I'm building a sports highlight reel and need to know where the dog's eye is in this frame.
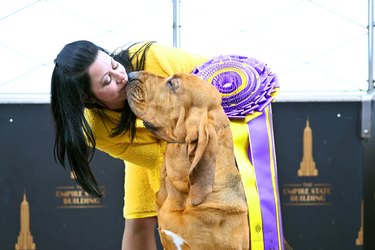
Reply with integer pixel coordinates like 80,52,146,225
166,79,179,93
143,121,157,131
166,80,174,89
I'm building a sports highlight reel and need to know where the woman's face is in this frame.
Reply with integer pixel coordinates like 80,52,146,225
88,50,128,110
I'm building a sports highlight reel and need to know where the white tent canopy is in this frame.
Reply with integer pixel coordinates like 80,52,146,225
0,0,368,102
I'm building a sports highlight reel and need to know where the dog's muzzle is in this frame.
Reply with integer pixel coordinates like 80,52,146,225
127,71,138,85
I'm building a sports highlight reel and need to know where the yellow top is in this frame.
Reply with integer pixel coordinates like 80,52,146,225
84,42,208,193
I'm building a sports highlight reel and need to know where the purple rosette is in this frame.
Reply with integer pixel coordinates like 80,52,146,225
192,55,279,119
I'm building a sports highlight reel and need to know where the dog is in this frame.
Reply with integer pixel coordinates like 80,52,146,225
126,71,249,249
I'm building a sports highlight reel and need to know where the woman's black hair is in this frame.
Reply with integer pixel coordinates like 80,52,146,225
51,40,154,197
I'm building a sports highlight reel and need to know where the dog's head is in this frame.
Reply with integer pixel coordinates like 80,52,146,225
126,71,230,205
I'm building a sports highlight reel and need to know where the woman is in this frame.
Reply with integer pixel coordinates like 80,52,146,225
51,40,208,249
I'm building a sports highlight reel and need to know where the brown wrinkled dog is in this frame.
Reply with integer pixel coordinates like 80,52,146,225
126,71,249,250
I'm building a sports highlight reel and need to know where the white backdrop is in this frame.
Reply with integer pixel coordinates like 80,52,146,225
0,0,368,102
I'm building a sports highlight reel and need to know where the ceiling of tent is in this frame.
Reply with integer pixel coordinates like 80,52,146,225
0,0,368,102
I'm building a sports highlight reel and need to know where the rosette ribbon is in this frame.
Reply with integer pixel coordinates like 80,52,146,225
193,55,284,250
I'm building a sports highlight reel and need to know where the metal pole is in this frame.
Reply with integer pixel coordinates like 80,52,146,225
173,0,181,48
363,0,375,139
364,2,375,249
369,0,374,92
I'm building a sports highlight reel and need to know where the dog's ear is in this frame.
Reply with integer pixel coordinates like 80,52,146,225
185,109,218,206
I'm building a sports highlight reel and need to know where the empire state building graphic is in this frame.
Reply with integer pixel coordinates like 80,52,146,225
15,192,36,250
298,118,318,176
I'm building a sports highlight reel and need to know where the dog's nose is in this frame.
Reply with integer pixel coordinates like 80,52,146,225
128,72,138,83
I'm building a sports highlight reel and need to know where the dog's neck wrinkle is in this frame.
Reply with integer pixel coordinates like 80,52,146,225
167,140,185,144
167,124,230,144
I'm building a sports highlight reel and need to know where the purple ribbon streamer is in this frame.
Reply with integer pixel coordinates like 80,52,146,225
267,106,285,250
247,107,284,250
